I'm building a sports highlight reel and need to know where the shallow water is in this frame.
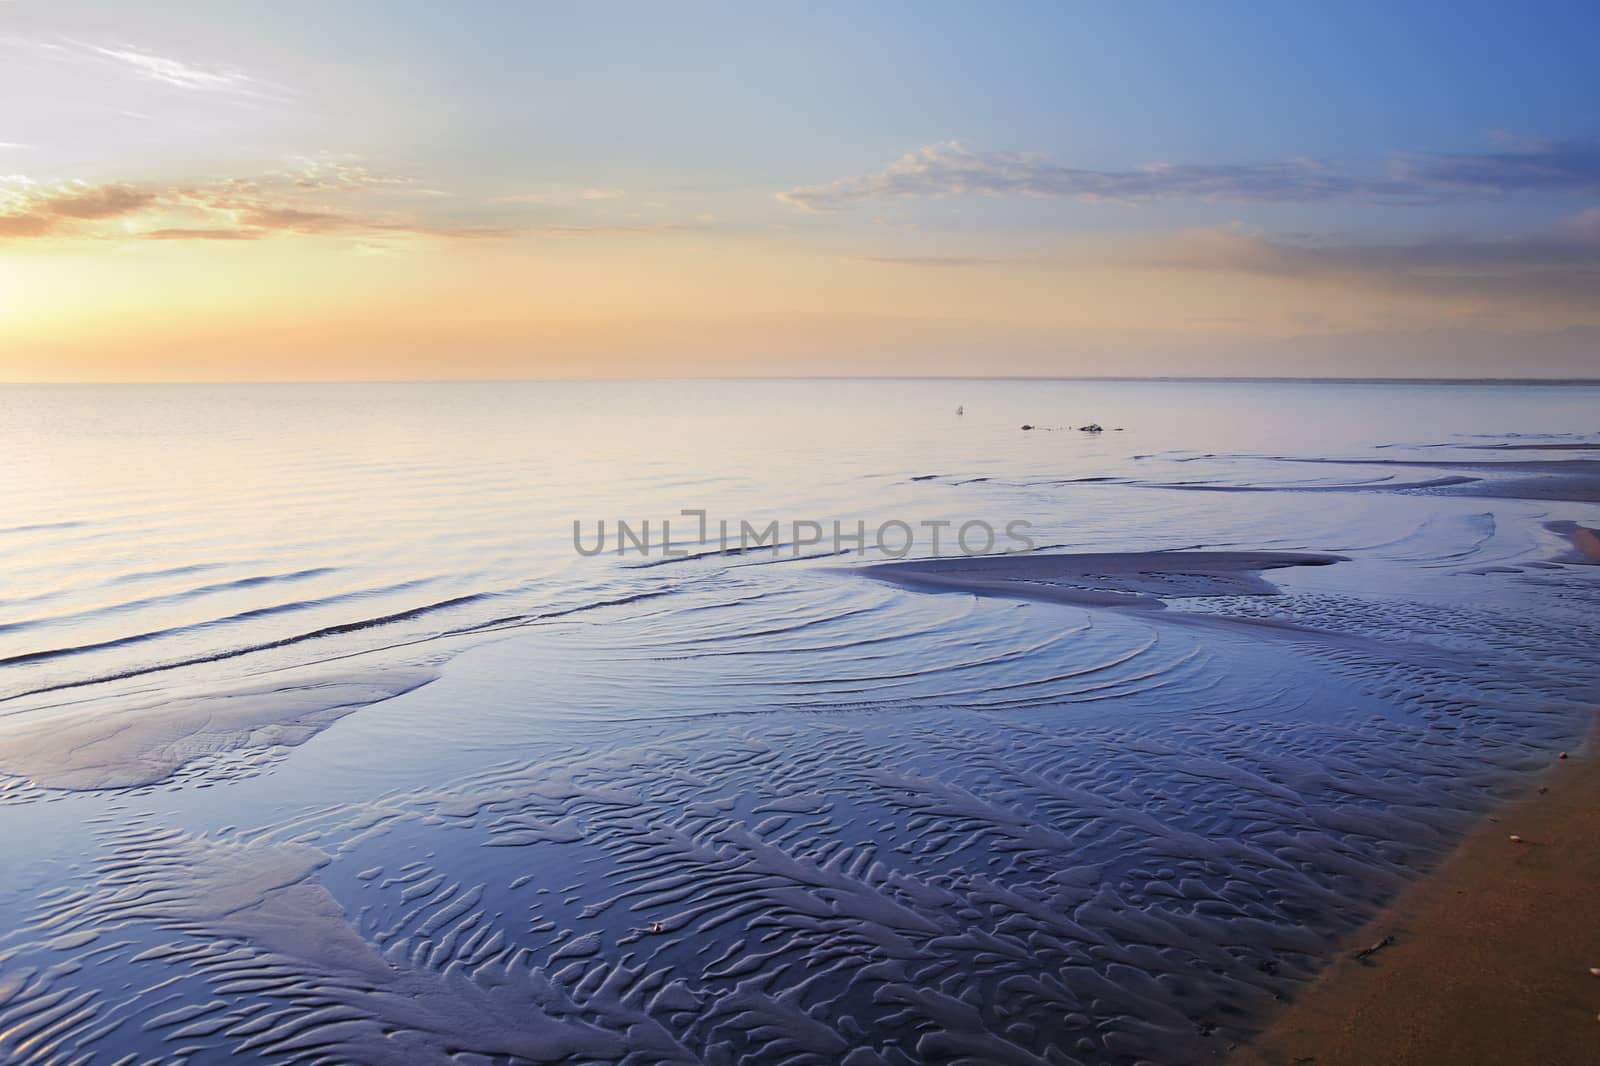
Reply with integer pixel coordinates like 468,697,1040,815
1,380,1597,1064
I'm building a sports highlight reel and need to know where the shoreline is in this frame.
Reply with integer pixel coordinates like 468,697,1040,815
1231,710,1600,1066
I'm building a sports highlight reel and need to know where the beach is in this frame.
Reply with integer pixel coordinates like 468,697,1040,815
0,379,1597,1064
7,3,1598,1059
1235,719,1600,1066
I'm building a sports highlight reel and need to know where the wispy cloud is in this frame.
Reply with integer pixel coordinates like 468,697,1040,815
522,222,692,237
1555,207,1600,242
65,39,291,102
276,155,422,193
0,34,292,103
1132,215,1600,310
1391,141,1600,196
0,163,684,244
778,139,1600,211
76,42,253,91
138,226,268,241
43,183,157,220
0,164,501,242
779,142,1394,210
854,254,1009,268
0,182,155,237
495,187,627,205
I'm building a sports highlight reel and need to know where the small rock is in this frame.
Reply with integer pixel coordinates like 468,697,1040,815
1020,424,1034,431
1559,751,1569,759
1508,834,1523,843
1588,966,1600,977
1077,423,1104,433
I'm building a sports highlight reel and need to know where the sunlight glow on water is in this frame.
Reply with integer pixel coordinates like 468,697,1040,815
3,379,1594,711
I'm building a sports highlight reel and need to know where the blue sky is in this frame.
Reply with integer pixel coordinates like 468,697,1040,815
2,1,1597,378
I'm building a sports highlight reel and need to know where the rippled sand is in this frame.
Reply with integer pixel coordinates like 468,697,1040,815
0,382,1597,1064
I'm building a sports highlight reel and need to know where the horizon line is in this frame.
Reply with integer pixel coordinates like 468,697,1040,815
3,374,1599,387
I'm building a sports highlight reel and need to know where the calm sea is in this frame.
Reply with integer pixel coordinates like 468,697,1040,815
3,378,1595,718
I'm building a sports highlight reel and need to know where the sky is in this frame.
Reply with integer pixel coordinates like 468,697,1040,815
2,1,1598,381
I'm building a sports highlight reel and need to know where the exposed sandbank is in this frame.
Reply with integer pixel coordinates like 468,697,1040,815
0,668,435,790
861,550,1346,609
1233,715,1600,1066
1267,456,1600,503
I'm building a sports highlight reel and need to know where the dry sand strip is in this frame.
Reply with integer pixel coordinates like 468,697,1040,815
1232,713,1600,1066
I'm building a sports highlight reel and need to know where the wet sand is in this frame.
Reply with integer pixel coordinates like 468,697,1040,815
861,549,1346,608
1233,713,1600,1066
0,668,436,789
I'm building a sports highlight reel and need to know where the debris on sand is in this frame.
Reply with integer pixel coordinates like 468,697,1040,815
1353,934,1397,962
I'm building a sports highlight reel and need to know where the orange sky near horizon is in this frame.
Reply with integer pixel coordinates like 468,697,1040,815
8,225,1597,382
3,4,1597,381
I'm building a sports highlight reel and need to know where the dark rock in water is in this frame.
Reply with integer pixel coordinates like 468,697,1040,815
1078,423,1104,433
1020,424,1035,431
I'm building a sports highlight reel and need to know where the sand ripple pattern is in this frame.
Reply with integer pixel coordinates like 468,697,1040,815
3,397,1599,1065
1,559,1595,1065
